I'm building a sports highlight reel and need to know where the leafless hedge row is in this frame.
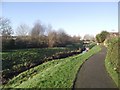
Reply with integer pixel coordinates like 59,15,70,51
0,18,81,50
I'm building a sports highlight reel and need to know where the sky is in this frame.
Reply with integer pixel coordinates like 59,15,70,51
2,2,118,37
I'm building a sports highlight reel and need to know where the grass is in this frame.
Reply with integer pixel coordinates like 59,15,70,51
2,47,73,81
105,59,118,87
105,37,120,87
4,45,101,88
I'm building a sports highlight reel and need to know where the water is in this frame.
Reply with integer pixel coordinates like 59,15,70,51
82,50,87,54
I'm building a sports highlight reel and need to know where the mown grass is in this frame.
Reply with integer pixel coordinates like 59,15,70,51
105,37,120,87
4,45,101,88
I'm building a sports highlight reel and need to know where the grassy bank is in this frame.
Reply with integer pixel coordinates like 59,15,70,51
105,37,120,87
2,47,79,84
4,45,101,88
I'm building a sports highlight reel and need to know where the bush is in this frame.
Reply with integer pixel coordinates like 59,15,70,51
2,38,15,50
105,37,120,87
15,37,28,49
96,31,109,43
88,42,96,49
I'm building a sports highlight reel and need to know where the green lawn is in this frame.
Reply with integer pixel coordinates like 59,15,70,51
4,45,101,88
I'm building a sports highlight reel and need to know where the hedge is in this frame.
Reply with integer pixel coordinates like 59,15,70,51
105,37,120,87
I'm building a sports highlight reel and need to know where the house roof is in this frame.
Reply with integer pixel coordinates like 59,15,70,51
109,32,120,36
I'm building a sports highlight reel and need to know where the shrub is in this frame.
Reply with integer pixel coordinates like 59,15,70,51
105,37,120,87
2,38,15,50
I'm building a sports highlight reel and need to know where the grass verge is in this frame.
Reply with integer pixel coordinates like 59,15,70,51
4,45,101,88
105,58,118,87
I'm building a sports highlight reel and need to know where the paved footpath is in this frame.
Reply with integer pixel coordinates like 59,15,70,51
73,46,118,88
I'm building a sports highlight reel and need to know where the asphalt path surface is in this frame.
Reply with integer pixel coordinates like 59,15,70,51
73,46,118,88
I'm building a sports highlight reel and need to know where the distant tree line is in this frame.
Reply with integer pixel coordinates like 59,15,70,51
83,34,95,41
0,17,81,50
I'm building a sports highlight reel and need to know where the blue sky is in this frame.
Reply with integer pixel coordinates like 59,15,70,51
2,2,118,37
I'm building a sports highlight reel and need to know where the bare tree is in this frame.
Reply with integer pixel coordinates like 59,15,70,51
83,34,95,41
57,29,69,46
72,35,81,43
31,20,45,37
16,24,30,36
48,30,57,47
0,17,13,37
45,24,52,36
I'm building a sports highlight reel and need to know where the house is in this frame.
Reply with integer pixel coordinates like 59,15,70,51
104,32,120,47
109,32,120,37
